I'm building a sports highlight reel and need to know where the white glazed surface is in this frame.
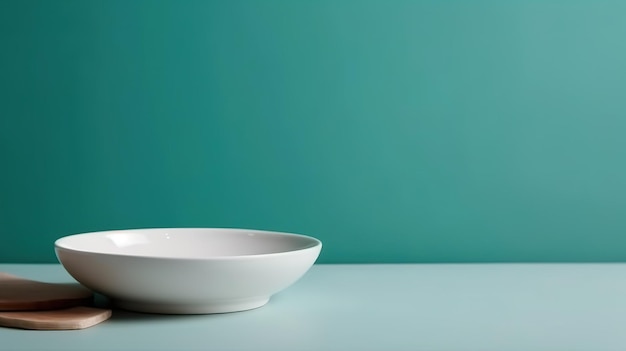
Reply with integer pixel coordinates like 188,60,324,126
55,228,322,314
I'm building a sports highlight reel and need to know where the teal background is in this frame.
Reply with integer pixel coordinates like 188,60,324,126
1,0,626,263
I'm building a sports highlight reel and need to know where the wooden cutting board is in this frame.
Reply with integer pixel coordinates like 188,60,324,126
0,272,112,330
0,272,93,311
0,306,112,330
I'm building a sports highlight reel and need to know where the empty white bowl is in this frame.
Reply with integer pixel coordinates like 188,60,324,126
55,228,322,314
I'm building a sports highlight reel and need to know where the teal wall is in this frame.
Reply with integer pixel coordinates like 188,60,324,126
2,0,626,263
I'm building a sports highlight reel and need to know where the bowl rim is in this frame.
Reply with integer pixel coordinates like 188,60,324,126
54,227,322,261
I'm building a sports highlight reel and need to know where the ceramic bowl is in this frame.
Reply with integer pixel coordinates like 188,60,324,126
55,228,322,314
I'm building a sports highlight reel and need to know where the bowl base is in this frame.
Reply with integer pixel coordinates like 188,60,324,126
112,297,270,314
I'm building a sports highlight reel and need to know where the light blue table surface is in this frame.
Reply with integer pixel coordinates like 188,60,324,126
1,263,626,351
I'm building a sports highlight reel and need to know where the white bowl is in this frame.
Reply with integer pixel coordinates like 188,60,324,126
55,228,322,314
